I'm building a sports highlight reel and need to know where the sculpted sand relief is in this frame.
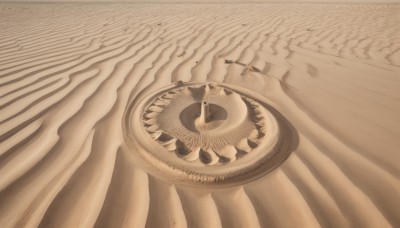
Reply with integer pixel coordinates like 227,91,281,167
124,82,296,186
144,83,266,165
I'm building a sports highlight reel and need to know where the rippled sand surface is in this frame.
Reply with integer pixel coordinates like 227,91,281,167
0,3,399,227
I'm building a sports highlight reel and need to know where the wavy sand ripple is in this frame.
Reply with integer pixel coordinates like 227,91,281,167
0,3,399,228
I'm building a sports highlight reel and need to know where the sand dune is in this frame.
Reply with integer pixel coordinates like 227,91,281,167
0,3,399,227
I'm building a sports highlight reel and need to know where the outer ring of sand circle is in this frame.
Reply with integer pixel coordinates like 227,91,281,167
122,82,298,188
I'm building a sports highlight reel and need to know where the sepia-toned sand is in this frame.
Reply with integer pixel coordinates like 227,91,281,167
0,3,399,227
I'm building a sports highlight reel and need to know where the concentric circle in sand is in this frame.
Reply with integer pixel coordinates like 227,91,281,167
123,82,296,187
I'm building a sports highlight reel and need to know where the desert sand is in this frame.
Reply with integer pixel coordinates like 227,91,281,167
0,3,399,228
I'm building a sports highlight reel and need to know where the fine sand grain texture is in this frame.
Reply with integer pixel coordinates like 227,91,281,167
0,3,400,228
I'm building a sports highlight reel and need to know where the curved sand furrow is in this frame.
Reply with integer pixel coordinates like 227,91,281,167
0,68,99,189
286,53,400,108
0,77,63,108
37,30,197,226
178,191,223,228
0,24,108,65
0,119,59,191
123,17,222,97
0,3,399,228
192,12,270,78
115,28,199,98
203,15,272,82
0,33,140,87
279,77,399,225
0,50,138,226
298,127,400,224
94,150,150,228
283,71,400,176
0,8,85,37
213,187,261,228
246,170,321,227
14,130,95,228
0,77,70,123
0,69,98,139
241,55,396,224
0,38,102,75
284,66,399,131
146,178,188,228
222,21,290,82
0,12,165,75
0,21,92,60
0,35,138,107
0,28,164,121
0,129,94,228
38,143,118,228
282,154,350,227
0,120,41,157
294,136,392,227
170,13,252,82
0,7,131,45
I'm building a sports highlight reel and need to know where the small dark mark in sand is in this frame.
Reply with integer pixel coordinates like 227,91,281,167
249,66,261,73
235,61,247,67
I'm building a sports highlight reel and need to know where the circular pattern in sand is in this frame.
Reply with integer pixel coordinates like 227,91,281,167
144,84,267,165
123,82,296,186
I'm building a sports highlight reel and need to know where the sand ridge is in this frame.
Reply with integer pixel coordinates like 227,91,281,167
0,3,399,228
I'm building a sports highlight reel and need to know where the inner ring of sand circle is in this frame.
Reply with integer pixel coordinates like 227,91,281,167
123,82,297,187
179,102,227,133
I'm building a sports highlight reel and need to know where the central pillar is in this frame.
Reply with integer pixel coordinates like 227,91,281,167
200,101,211,123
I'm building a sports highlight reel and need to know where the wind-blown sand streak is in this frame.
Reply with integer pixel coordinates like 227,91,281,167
0,3,399,228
